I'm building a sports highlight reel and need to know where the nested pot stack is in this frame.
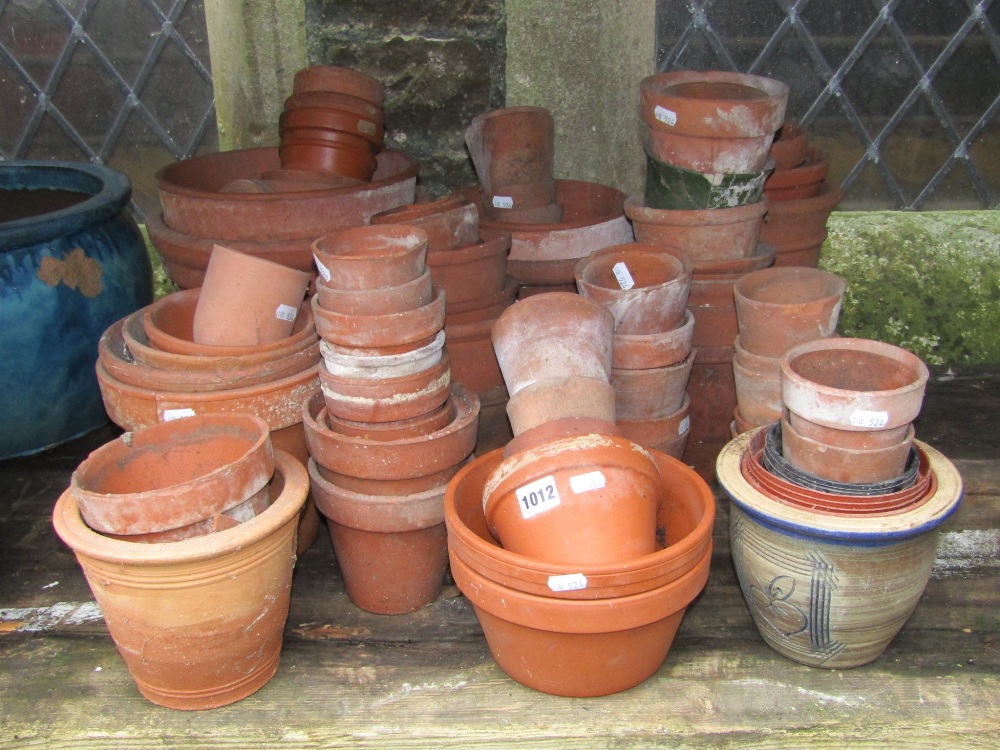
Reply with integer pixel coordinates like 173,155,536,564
575,243,696,458
54,414,309,709
307,223,482,615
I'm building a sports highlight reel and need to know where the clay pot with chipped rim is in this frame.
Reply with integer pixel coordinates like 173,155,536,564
611,309,695,370
764,146,830,202
313,224,428,291
616,393,691,459
733,266,845,357
505,375,617,436
302,384,480,481
760,182,844,268
310,285,445,349
781,337,930,433
575,243,692,334
491,292,615,396
639,70,788,174
612,352,694,420
465,106,555,192
319,330,444,379
316,266,433,316
370,194,480,253
625,195,769,263
482,433,664,565
53,449,309,710
293,65,385,106
309,459,449,614
426,233,511,305
769,122,808,171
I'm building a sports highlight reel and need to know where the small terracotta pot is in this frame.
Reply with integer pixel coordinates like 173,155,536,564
325,398,455,442
317,460,465,498
639,71,788,174
625,195,769,263
733,267,844,357
279,105,384,148
370,194,480,253
781,338,930,431
53,450,309,709
759,182,843,267
309,460,449,614
426,233,511,304
311,284,445,349
491,291,614,395
769,122,808,171
611,309,695,370
71,413,274,536
575,243,692,334
505,375,617,436
611,353,693,420
316,266,433,315
293,65,385,105
192,245,311,347
764,146,830,202
780,415,916,485
303,384,479,480
319,330,444,379
616,393,691,459
312,224,428,291
318,350,451,423
465,106,555,192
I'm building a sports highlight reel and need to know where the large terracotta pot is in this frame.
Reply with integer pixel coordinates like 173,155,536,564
53,450,309,709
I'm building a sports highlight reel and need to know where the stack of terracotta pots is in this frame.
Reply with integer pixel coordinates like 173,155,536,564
717,337,963,670
760,121,844,267
304,223,481,614
53,414,310,709
575,243,695,457
731,267,845,433
277,65,386,182
370,193,516,452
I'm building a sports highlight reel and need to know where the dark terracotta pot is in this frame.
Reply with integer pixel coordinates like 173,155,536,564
315,266,433,315
769,121,808,171
759,181,843,268
310,285,445,348
616,393,691,459
763,146,830,202
277,142,377,182
370,194,480,253
465,106,555,192
426,233,511,304
504,375,617,436
279,105,385,148
611,309,695,370
312,224,428,291
683,347,737,481
292,65,384,106
475,385,514,455
611,352,694,420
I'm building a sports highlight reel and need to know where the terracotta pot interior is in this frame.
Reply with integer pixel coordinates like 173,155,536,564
581,250,684,291
662,81,770,102
788,350,920,392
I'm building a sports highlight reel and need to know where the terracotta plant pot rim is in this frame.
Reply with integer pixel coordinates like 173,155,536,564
371,193,470,222
716,429,962,540
292,65,385,105
624,194,769,227
475,180,626,234
733,266,845,311
764,181,844,216
53,449,308,565
764,146,830,189
444,276,519,316
310,284,446,348
610,310,695,370
319,330,445,377
427,232,510,266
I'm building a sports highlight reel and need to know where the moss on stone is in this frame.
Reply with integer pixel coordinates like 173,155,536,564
819,211,1000,366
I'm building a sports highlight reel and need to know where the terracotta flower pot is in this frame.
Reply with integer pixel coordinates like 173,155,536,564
293,65,385,105
191,245,311,347
325,398,455,442
283,90,384,121
683,348,737,480
503,416,620,458
445,275,519,322
764,146,830,202
312,225,428,291
781,338,930,432
611,309,695,370
309,459,449,614
278,138,377,182
482,180,558,217
733,353,783,427
315,266,433,315
310,284,445,349
279,105,385,148
426,233,511,304
733,266,845,357
717,430,963,668
70,413,273,537
52,450,309,709
612,353,693,420
465,106,555,192
370,194,480,253
785,409,913,451
639,71,788,174
444,316,506,395
616,393,691,459
482,434,663,564
504,375,617,436
759,181,843,268
319,329,444,378
491,291,615,396
769,122,808,171
575,243,692,334
316,460,465,498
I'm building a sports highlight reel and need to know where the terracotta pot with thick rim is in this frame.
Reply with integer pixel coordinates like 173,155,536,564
312,224,428,291
315,266,433,316
612,353,694,420
310,285,445,349
764,146,830,202
611,310,695,370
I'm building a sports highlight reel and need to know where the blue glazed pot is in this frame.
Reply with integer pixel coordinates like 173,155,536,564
0,161,153,458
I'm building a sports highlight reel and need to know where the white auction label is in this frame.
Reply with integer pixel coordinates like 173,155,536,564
515,475,560,519
313,253,332,282
849,409,890,428
569,470,606,494
654,105,678,126
492,195,514,209
162,408,196,421
612,261,635,290
678,415,691,435
547,573,588,592
275,303,298,322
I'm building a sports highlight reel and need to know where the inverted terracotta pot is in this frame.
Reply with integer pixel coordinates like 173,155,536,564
759,181,843,261
447,445,714,599
319,330,445,379
426,233,511,304
575,243,692,334
311,284,445,348
612,352,694,420
325,398,456,442
52,450,308,709
764,146,830,202
492,291,615,395
733,266,844,357
769,122,808,171
303,384,479,481
370,194,480,253
781,338,930,431
309,460,448,614
482,434,663,565
732,354,783,427
71,413,273,536
639,71,788,173
625,195,768,263
312,224,428,291
465,106,555,192
293,65,384,105
505,375,617,436
318,350,451,423
616,393,691,459
156,148,417,242
316,266,433,315
611,309,695,370
279,105,385,148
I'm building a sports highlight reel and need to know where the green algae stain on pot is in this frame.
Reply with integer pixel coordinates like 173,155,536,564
819,211,1000,367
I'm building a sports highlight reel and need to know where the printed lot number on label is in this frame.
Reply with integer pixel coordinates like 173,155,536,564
515,475,561,519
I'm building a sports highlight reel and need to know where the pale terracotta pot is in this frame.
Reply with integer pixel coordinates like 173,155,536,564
370,193,480,253
319,330,445,379
310,284,445,349
315,266,433,315
611,309,695,370
324,398,455,442
465,106,555,192
312,224,428,291
733,353,783,427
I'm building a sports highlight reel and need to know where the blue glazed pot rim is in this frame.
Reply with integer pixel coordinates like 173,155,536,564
716,428,964,544
0,161,132,249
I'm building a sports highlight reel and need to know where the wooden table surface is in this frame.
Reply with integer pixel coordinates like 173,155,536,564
1,370,997,749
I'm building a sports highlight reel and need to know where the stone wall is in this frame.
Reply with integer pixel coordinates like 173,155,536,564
305,0,506,197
